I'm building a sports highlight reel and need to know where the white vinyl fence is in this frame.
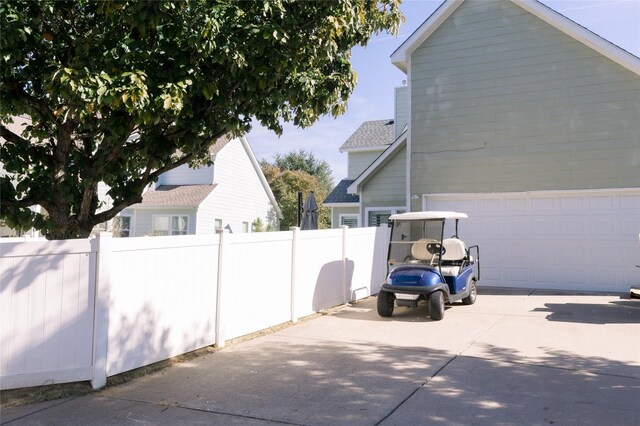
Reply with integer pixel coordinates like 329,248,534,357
0,226,390,390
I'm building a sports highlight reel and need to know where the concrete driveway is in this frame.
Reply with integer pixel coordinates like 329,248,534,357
2,287,639,425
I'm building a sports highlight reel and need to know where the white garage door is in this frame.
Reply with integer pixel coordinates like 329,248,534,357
424,189,640,293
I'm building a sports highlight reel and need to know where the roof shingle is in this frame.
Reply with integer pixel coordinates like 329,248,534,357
324,179,360,204
339,119,394,151
132,185,216,208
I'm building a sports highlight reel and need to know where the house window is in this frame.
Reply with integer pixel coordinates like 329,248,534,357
172,216,188,235
114,216,131,237
340,215,359,228
367,208,406,227
214,218,223,232
242,221,249,233
153,215,188,236
368,211,391,227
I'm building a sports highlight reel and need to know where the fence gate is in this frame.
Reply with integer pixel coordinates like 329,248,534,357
0,239,97,389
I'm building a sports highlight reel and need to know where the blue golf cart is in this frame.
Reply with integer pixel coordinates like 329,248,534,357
377,211,480,321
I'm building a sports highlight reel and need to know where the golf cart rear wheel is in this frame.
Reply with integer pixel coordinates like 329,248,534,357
377,290,395,317
429,291,445,321
462,279,477,305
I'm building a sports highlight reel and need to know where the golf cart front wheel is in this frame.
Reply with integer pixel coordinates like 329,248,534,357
429,291,445,321
462,279,477,305
377,290,395,317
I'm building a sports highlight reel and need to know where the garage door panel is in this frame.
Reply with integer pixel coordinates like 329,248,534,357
534,269,558,284
529,241,557,264
532,197,555,210
507,268,532,283
505,219,530,236
560,197,585,211
505,198,527,211
589,196,615,210
561,269,587,284
561,220,586,236
620,196,640,209
532,218,557,236
590,219,615,235
425,190,640,292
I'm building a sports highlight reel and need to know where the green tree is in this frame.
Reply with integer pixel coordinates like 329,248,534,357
262,164,330,230
272,150,333,195
0,0,401,239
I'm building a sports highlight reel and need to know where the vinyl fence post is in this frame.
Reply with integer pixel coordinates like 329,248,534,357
290,226,299,323
342,225,351,303
215,229,228,348
91,232,112,389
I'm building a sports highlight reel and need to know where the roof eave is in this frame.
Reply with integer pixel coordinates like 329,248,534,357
513,0,640,76
323,202,360,208
390,0,463,72
390,0,640,76
347,134,407,195
339,145,389,154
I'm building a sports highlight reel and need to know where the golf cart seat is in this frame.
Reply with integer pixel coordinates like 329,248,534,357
440,238,467,276
411,239,433,262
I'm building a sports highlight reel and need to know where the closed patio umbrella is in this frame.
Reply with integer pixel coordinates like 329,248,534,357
300,192,318,230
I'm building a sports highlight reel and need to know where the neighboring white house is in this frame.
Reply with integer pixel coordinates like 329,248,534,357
119,135,281,237
0,115,41,238
1,113,280,238
326,0,640,292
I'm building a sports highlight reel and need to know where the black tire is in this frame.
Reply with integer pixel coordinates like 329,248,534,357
429,291,445,321
462,279,477,305
377,290,395,317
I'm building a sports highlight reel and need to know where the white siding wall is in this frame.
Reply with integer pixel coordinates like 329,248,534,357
124,208,197,237
157,163,214,186
96,182,113,213
207,139,274,233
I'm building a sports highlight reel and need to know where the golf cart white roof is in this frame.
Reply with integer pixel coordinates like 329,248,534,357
389,211,468,221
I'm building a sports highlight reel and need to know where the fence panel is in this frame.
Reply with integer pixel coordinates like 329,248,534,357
294,229,345,318
0,240,96,389
1,227,391,389
107,235,219,376
222,231,294,341
344,227,384,301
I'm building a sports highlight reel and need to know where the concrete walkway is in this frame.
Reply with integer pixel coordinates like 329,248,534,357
2,287,639,425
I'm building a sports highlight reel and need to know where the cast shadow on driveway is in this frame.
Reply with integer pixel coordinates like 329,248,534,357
531,301,640,324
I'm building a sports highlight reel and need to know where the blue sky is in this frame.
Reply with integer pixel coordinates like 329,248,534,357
248,0,640,184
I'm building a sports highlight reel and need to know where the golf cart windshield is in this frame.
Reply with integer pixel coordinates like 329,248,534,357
388,219,444,268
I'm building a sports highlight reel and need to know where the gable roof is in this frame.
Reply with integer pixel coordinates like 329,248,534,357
339,119,395,152
347,131,407,195
131,184,216,208
390,0,640,76
238,135,283,219
208,135,232,157
323,179,360,206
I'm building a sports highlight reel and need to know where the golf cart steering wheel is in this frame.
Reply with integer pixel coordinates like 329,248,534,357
426,242,446,256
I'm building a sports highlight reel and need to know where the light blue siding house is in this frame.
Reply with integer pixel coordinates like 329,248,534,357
119,135,281,236
330,0,640,292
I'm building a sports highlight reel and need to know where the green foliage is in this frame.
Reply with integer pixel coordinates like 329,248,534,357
252,217,265,233
0,0,402,239
272,150,333,195
262,163,330,230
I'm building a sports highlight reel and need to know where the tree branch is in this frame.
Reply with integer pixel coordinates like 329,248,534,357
0,197,38,209
0,125,30,145
6,81,57,124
